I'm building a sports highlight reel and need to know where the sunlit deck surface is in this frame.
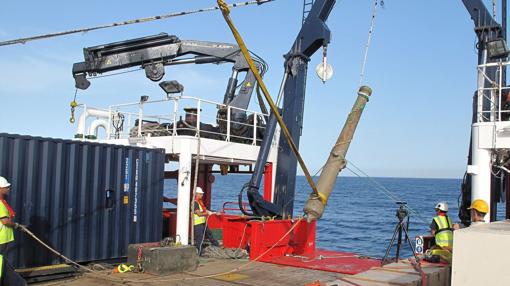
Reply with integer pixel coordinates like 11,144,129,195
40,258,344,286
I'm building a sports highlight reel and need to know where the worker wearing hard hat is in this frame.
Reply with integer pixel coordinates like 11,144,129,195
468,199,488,224
193,187,218,254
430,202,454,250
0,177,22,256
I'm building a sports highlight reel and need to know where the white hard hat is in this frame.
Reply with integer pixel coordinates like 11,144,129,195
435,201,448,212
0,177,10,188
196,187,204,194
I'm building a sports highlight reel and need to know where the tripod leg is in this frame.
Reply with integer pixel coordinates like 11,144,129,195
382,223,401,264
402,223,419,261
396,222,403,261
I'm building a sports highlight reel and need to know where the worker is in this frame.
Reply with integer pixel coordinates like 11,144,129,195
193,187,218,254
468,199,488,224
0,177,21,256
430,201,453,250
0,254,27,286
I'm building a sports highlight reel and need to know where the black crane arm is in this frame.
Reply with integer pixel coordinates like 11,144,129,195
72,33,260,109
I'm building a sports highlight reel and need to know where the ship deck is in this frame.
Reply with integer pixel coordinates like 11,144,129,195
37,257,451,286
40,258,343,286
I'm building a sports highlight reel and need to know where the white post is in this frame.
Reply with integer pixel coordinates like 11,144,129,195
253,113,257,145
172,98,178,136
176,141,192,245
468,124,492,222
138,103,143,137
226,106,231,142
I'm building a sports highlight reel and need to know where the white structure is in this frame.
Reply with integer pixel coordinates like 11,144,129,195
75,95,280,245
467,61,510,222
452,220,510,286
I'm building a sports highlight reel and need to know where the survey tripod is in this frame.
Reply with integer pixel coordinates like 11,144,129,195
382,202,418,265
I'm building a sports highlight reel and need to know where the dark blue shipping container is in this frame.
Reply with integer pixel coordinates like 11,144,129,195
0,133,165,269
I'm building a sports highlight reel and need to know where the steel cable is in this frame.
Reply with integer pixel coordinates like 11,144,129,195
0,0,275,47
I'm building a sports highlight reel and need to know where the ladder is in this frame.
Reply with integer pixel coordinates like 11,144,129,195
302,0,314,25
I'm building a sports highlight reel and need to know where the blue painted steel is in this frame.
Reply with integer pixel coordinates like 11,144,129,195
0,133,165,269
274,0,335,217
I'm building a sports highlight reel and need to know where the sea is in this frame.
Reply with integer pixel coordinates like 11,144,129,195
165,175,507,259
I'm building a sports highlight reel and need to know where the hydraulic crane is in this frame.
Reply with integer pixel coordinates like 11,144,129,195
241,0,336,218
72,33,266,128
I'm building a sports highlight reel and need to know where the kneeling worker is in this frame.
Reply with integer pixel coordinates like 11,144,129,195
430,202,454,250
193,187,218,254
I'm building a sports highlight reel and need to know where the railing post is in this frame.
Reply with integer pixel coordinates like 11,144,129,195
173,98,178,136
226,105,231,142
477,66,484,123
253,113,257,145
138,103,143,137
197,99,201,136
499,62,503,122
107,106,112,139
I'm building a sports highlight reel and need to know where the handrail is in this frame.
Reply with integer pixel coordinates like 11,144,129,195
77,95,268,145
476,61,510,123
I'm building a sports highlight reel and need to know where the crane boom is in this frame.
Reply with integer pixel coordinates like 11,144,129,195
72,33,261,116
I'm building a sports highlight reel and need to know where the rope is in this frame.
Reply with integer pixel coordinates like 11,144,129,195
138,218,304,283
359,0,380,86
17,226,131,284
19,226,92,273
0,0,275,47
216,0,319,196
344,161,430,224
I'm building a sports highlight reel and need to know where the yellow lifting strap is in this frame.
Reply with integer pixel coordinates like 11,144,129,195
217,0,319,196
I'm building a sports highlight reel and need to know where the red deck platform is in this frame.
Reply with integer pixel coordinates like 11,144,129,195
267,249,381,275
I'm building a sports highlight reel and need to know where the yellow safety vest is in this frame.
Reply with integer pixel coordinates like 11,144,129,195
0,202,14,245
433,216,453,248
193,202,206,226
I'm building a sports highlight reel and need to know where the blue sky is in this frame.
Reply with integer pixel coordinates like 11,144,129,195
0,1,490,178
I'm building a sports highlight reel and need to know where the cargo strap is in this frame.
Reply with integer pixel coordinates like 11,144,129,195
217,0,319,196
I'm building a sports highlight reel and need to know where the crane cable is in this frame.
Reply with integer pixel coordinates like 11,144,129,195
216,0,319,196
0,0,275,47
359,0,380,86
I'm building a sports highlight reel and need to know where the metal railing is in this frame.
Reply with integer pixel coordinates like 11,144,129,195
78,96,269,145
476,61,510,122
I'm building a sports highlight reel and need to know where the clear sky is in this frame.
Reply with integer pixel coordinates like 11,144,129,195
0,0,490,178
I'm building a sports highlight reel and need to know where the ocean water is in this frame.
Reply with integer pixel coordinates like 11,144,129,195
164,175,507,259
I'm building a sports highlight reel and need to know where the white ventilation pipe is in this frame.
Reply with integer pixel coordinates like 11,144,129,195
77,108,111,136
88,119,108,138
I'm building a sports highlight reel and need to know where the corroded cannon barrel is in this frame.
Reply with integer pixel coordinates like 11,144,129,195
304,86,372,222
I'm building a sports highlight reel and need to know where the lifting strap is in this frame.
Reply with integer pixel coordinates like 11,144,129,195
217,0,319,196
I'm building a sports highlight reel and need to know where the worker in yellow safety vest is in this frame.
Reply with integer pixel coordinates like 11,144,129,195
193,187,218,254
0,254,27,286
0,177,22,257
430,201,454,250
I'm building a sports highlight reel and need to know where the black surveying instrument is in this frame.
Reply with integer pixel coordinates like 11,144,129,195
381,202,418,265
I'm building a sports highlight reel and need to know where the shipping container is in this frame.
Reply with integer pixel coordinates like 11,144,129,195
0,133,165,269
